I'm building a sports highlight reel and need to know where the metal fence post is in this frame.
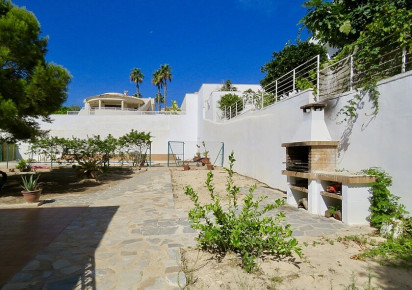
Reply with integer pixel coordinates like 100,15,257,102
235,102,238,116
402,47,406,73
350,55,354,91
221,142,224,167
275,80,278,101
316,54,320,100
167,142,170,167
182,142,185,167
149,142,152,167
224,106,226,119
292,69,296,93
6,143,9,169
261,91,264,108
229,106,231,119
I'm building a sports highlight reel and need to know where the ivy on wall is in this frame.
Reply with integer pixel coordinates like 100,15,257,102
334,3,412,122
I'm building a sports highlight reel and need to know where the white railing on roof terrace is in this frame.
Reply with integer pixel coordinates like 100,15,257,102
66,111,80,115
90,107,185,115
264,55,320,101
222,37,410,120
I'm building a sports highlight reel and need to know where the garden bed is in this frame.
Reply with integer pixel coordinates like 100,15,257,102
0,166,136,206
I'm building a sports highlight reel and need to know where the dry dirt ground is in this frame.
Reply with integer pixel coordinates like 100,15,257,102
170,166,412,290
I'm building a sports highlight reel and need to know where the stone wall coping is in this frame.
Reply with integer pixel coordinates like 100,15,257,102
281,170,376,184
281,141,340,147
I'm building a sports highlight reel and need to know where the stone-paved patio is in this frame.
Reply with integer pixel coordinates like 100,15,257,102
1,168,368,289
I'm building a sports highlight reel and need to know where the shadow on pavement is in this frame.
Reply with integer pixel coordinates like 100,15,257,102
0,206,118,289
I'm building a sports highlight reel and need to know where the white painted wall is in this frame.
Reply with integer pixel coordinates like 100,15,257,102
324,72,412,211
202,90,314,191
201,72,412,212
19,93,199,157
17,76,412,212
197,83,262,141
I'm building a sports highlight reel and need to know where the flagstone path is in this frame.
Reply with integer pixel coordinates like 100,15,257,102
1,168,367,289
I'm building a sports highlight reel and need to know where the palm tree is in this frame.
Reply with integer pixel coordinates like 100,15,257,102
159,64,172,109
152,69,163,111
154,92,164,110
130,68,144,97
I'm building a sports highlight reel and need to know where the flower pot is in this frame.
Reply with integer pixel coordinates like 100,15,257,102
183,164,190,171
325,209,332,218
207,164,214,170
201,158,210,165
333,210,342,221
21,189,42,203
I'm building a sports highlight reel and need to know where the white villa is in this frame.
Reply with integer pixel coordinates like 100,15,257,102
80,92,155,115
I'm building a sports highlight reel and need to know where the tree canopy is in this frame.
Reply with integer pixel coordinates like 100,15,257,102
152,69,163,111
159,64,172,108
218,93,243,118
220,80,237,91
0,0,71,141
300,0,411,49
260,41,327,88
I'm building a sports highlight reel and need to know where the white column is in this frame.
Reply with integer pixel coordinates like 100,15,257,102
98,99,102,109
307,179,321,214
342,183,370,225
286,177,298,206
121,100,124,110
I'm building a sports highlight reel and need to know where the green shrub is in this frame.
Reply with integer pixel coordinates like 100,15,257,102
184,151,301,273
15,159,27,170
362,168,407,229
218,93,243,118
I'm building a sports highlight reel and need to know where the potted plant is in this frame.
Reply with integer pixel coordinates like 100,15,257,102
16,159,30,172
193,145,202,162
325,205,341,220
21,174,42,203
183,161,190,171
201,141,210,165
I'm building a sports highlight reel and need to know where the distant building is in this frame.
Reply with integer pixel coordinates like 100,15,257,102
80,92,154,115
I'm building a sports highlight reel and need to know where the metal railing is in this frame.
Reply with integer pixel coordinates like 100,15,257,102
66,111,80,115
319,38,411,101
264,55,320,102
221,38,410,120
88,107,186,115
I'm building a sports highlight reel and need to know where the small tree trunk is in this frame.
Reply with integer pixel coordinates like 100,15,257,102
164,84,167,109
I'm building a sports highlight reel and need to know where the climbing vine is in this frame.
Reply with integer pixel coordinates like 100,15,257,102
361,168,408,229
335,3,411,122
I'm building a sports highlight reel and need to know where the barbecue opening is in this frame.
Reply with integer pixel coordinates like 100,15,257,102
286,146,309,172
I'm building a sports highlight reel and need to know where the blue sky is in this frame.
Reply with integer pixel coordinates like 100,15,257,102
13,0,309,107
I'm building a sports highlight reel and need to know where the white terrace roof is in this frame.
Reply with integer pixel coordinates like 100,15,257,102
84,93,146,106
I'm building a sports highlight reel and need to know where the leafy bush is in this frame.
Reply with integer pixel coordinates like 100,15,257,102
359,234,412,267
260,41,327,89
333,3,411,121
218,93,243,118
184,151,301,273
15,159,27,170
362,168,408,229
30,130,152,178
300,0,410,49
366,168,407,226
